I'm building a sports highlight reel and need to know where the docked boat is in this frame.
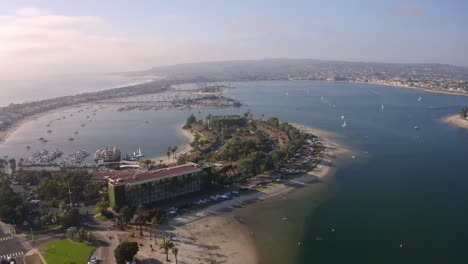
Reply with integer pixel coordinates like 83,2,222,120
68,137,74,141
94,146,121,162
123,148,144,161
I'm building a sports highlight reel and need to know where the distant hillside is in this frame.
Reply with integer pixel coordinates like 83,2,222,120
144,58,468,81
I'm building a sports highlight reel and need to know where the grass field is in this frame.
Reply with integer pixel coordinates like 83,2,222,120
41,239,96,264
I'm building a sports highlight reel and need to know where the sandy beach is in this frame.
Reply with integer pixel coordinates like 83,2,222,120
443,114,468,129
149,126,195,165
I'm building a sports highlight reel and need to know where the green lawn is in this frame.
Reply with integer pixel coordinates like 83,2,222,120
195,132,207,143
41,239,96,264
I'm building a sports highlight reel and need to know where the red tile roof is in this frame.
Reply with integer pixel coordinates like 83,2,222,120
93,163,202,186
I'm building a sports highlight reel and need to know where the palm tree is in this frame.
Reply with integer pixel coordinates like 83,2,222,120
150,216,159,245
171,146,178,162
171,246,179,264
0,158,6,174
59,200,66,212
8,158,16,174
136,204,146,236
166,148,171,164
160,235,174,261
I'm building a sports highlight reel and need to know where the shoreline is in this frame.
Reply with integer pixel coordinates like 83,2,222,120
442,114,468,129
161,122,348,264
148,125,195,164
289,79,468,97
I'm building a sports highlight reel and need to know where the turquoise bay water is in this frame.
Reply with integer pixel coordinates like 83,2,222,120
2,81,468,263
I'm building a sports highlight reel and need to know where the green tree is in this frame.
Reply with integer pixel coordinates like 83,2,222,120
160,235,174,261
460,107,468,118
114,242,139,264
94,200,111,218
141,159,155,170
0,159,7,174
119,206,134,227
166,148,171,164
136,205,147,236
0,182,26,224
150,216,159,245
184,114,196,129
8,158,16,174
61,208,80,228
172,146,178,162
172,246,179,264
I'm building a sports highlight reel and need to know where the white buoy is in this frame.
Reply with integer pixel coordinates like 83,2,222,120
400,244,403,248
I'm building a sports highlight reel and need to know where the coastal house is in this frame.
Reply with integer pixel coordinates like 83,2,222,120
93,163,206,208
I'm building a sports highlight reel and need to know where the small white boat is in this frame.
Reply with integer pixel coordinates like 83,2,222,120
418,97,422,102
341,115,345,119
342,121,347,127
381,104,384,110
282,217,288,221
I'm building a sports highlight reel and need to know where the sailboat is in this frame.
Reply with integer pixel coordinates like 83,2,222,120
135,147,144,158
124,148,144,161
381,104,384,110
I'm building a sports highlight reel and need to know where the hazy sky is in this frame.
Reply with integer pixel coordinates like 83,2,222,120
0,0,467,80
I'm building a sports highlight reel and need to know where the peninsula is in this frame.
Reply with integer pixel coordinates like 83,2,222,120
443,107,468,129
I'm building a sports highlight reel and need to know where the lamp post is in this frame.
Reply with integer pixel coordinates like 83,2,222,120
30,227,34,245
68,181,73,206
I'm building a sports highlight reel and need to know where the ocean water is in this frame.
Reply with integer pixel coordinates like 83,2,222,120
224,81,468,264
0,74,152,106
2,81,468,263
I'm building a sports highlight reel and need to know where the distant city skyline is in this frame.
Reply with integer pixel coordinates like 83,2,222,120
0,0,467,80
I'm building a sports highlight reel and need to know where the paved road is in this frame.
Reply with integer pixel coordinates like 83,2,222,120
0,227,27,264
84,215,117,264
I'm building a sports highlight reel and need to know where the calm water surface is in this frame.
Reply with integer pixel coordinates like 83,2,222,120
2,81,468,263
